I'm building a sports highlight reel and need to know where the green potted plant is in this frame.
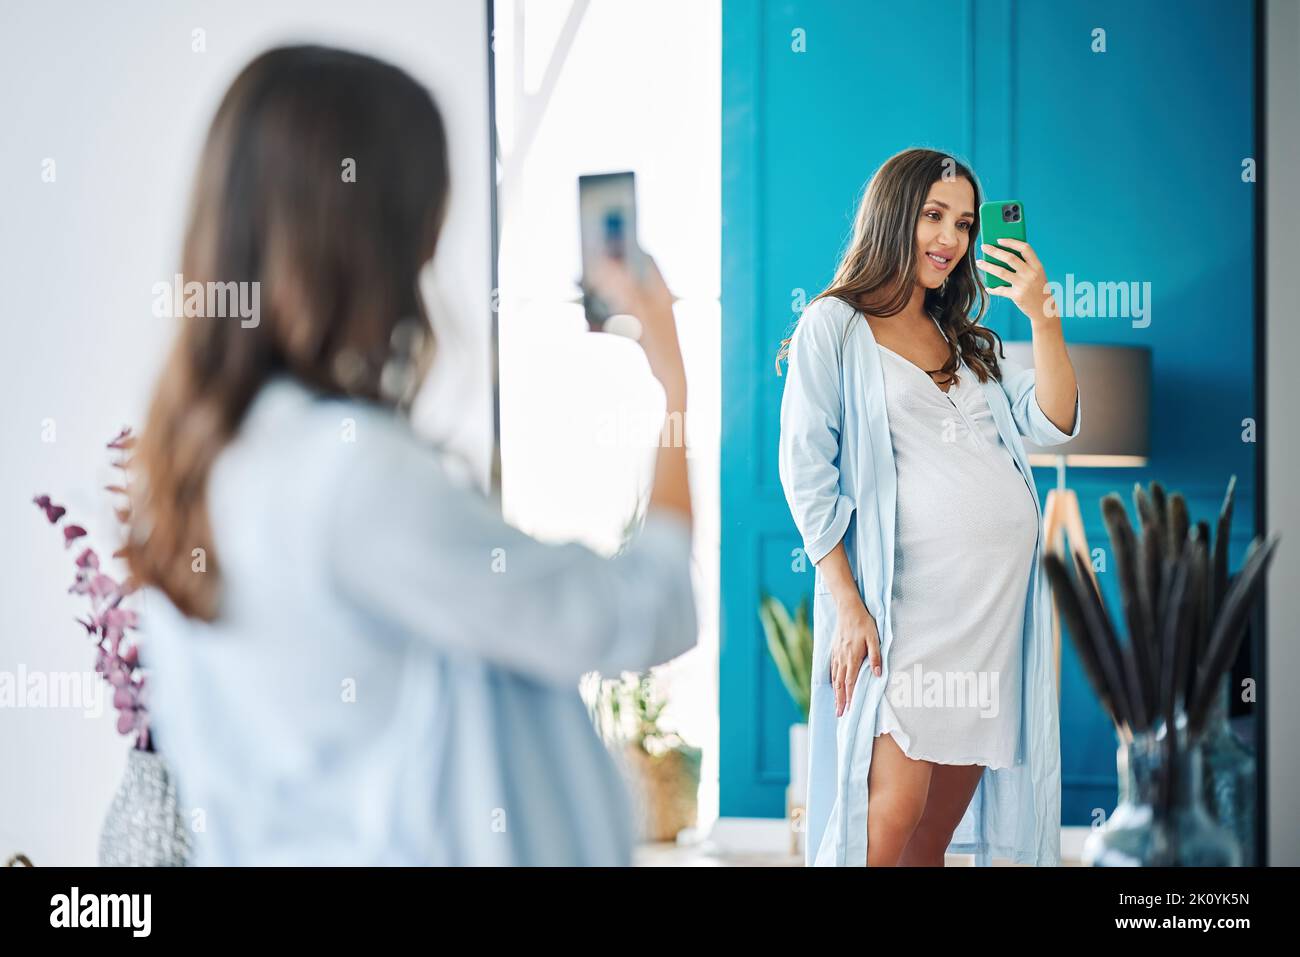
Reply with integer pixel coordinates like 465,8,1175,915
582,670,701,842
578,493,700,843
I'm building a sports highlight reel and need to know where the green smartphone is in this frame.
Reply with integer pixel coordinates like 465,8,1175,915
978,200,1026,289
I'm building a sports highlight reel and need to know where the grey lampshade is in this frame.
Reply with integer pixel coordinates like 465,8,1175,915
1000,342,1150,468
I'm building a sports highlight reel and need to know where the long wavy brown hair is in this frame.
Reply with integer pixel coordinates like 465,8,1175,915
125,45,450,621
776,147,1007,386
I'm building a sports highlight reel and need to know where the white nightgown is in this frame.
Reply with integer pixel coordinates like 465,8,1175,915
872,327,1039,769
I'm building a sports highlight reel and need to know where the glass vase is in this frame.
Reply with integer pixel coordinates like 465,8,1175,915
1198,675,1257,866
1082,718,1241,867
98,748,192,866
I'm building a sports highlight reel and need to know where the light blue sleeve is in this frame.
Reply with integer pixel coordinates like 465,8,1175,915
778,300,854,565
997,350,1082,447
326,419,698,687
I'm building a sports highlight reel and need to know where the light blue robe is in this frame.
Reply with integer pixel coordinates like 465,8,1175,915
142,375,698,865
777,295,1082,867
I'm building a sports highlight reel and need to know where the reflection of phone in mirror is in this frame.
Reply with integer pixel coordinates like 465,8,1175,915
579,171,647,331
978,200,1027,289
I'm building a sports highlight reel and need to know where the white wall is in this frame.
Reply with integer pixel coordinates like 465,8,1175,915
1266,0,1299,867
0,0,493,865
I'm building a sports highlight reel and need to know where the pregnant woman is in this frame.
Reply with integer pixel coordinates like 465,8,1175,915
777,148,1081,867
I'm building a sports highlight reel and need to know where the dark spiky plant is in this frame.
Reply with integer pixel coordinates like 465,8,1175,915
1044,477,1275,739
1043,476,1278,819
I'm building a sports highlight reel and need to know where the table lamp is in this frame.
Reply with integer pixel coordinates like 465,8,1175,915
1001,342,1152,698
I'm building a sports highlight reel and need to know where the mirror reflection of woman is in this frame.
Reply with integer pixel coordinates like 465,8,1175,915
777,148,1081,867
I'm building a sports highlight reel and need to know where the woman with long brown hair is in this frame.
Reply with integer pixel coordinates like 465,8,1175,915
127,45,696,865
777,148,1081,866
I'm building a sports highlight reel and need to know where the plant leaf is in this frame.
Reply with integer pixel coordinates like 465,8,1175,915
1188,534,1280,735
1043,552,1125,730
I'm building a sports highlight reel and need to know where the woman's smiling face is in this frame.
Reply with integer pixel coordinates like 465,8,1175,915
915,176,976,289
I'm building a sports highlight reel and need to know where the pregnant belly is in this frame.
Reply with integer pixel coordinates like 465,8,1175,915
891,449,1039,601
887,455,1038,683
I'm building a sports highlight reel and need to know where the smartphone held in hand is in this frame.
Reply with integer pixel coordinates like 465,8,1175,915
978,200,1027,290
578,171,647,331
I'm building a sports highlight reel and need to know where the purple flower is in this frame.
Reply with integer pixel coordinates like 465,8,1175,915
101,607,137,645
35,429,154,750
116,709,138,736
88,573,118,600
112,676,150,745
33,495,66,524
106,427,135,451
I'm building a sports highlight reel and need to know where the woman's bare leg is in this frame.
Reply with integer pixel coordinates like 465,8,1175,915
865,731,932,866
898,763,986,866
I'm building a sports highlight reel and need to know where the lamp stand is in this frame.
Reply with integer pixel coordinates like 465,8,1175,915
1041,455,1099,701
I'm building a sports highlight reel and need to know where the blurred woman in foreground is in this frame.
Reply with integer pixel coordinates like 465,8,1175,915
127,45,696,865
